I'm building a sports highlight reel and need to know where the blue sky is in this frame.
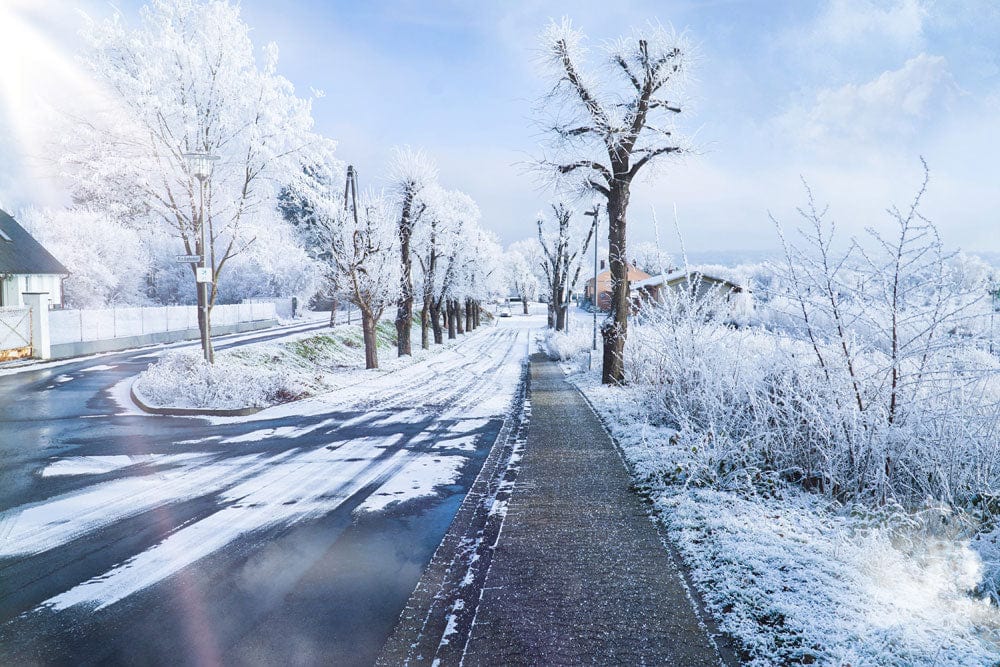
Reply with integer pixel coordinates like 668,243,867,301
3,0,999,254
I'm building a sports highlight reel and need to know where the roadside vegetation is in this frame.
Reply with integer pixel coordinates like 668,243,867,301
133,315,476,411
546,173,1000,665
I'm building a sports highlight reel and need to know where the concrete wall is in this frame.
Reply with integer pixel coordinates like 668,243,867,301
50,318,278,360
50,302,277,345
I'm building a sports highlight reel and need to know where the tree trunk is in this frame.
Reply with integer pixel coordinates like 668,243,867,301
361,310,379,370
456,299,465,335
447,300,457,339
522,299,529,315
431,302,444,344
420,300,431,350
395,197,415,357
474,301,481,328
396,297,412,356
602,180,631,385
555,302,567,332
464,298,473,332
329,297,337,327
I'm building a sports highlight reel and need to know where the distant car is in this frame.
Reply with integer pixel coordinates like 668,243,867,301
500,305,512,317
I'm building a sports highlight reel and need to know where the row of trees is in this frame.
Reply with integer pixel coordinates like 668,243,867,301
281,149,502,369
499,202,597,331
41,0,501,369
43,2,694,381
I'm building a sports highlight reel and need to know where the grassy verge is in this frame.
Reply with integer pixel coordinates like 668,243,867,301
134,317,458,411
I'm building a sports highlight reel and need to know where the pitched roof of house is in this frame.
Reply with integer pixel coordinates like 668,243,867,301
0,209,69,276
632,270,744,291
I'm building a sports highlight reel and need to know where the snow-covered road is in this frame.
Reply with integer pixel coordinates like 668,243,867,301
0,313,540,666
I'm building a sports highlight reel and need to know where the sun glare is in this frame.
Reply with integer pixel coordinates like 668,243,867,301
0,0,111,202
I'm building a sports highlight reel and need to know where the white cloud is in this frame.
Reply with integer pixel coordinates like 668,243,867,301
778,53,958,153
811,0,928,48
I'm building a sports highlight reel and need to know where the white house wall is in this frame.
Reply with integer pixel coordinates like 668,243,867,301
1,275,64,308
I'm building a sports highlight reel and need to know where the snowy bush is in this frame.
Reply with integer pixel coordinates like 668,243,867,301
133,350,293,410
541,328,592,361
133,319,408,410
578,354,1000,665
623,172,1000,509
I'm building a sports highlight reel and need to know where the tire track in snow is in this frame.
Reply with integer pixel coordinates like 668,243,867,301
1,325,531,618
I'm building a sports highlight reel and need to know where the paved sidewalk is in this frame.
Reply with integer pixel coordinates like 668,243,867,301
378,354,730,666
461,355,725,666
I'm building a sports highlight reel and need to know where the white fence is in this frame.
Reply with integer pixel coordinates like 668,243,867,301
50,302,277,345
0,306,32,357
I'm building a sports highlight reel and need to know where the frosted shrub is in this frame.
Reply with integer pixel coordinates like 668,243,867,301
135,350,292,410
626,168,1000,508
542,328,593,361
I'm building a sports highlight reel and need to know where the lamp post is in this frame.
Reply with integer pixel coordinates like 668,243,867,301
183,151,219,363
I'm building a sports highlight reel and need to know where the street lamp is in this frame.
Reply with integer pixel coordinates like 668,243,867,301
183,151,219,363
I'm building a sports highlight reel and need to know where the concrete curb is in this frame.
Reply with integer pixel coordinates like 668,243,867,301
376,359,531,666
129,382,264,418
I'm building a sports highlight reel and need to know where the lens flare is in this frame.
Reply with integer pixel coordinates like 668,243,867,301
0,1,112,204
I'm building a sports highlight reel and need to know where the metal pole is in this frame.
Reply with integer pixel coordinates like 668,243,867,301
199,177,211,363
592,206,599,351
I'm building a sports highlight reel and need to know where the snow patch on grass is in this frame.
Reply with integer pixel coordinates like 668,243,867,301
132,320,399,410
662,487,999,666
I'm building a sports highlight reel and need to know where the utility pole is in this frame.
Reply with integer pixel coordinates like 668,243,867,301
343,165,360,327
585,203,602,351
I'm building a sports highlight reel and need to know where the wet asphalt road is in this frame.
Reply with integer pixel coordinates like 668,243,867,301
0,318,531,666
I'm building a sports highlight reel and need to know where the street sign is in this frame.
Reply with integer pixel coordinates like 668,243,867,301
176,254,202,263
196,267,212,283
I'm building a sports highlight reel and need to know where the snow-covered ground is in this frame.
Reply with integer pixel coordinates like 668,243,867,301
0,314,541,617
132,318,480,410
549,326,1000,666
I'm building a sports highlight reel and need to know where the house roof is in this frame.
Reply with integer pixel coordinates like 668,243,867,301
633,270,743,291
0,209,69,276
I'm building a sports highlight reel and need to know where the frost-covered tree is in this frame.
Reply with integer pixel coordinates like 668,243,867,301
330,190,399,369
631,240,674,276
536,203,596,331
19,207,150,308
509,238,549,304
388,147,437,357
278,152,346,323
413,187,479,346
503,249,540,314
63,0,322,359
535,18,692,383
455,228,503,331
